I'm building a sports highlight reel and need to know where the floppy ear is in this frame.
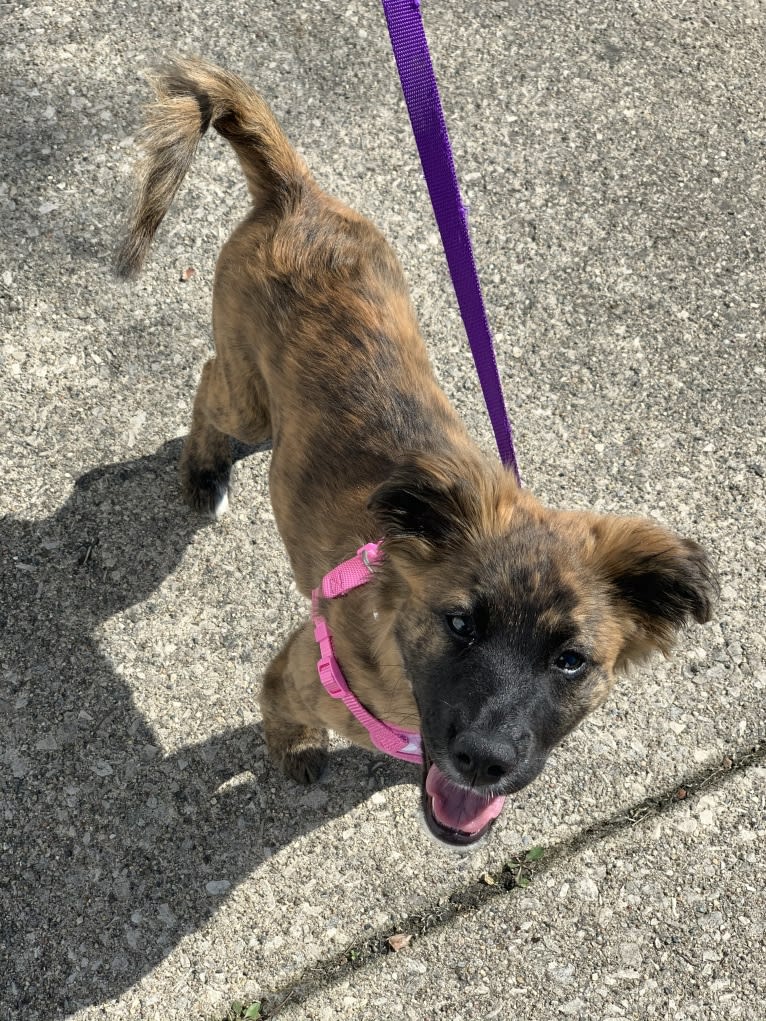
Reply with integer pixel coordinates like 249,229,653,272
368,459,481,548
590,516,717,667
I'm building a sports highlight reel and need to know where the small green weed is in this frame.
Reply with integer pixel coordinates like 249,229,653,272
507,845,545,888
227,1000,262,1020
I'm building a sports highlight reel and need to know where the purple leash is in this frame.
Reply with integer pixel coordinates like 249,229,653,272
380,0,521,484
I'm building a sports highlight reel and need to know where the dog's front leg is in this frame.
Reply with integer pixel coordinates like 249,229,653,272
259,624,330,785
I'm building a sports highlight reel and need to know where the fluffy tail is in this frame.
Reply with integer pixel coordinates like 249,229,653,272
115,56,308,279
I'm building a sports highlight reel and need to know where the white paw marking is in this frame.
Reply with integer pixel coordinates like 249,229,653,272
214,490,229,519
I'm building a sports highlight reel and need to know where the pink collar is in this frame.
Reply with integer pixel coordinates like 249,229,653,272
311,542,423,764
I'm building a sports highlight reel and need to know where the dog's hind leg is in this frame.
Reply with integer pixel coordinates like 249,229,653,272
259,628,329,785
180,355,271,516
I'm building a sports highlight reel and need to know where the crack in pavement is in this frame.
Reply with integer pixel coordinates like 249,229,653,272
223,736,765,1020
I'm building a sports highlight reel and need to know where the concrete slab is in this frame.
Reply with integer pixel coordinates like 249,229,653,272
279,766,766,1021
1,1,764,1020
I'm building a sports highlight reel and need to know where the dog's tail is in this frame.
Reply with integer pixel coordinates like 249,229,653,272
115,56,308,279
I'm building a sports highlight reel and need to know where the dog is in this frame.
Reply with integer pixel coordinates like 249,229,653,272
116,58,716,849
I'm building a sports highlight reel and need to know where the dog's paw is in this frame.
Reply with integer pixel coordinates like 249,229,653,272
213,488,229,519
282,744,329,785
181,465,231,518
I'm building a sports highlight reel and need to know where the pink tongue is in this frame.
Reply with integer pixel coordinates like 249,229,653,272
425,764,506,835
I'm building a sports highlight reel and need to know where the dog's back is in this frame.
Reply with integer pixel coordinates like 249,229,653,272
115,56,308,280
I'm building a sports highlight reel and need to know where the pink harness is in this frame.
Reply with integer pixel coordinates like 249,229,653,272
311,542,423,764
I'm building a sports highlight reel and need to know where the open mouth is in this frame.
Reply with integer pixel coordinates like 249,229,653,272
421,752,506,848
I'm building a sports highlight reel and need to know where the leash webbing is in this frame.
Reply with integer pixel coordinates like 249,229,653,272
380,0,521,484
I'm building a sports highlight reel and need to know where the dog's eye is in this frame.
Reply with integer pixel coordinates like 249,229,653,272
554,650,588,677
446,613,476,642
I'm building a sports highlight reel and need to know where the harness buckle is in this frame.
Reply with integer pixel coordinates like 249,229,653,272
357,541,381,573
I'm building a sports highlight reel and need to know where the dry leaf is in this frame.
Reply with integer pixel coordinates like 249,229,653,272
180,266,196,281
387,933,412,952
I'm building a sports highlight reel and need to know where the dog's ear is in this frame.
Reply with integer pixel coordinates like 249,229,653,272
368,459,481,548
589,515,717,667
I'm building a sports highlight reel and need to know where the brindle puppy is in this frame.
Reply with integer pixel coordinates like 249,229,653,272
117,58,716,849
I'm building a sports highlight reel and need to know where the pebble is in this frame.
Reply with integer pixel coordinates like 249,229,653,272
620,943,643,969
158,904,177,927
578,876,600,901
560,998,587,1015
205,880,231,895
548,962,576,985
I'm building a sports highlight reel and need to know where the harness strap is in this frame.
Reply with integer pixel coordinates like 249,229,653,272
311,543,422,764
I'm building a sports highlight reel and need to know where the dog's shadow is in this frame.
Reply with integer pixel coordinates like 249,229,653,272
0,440,413,1018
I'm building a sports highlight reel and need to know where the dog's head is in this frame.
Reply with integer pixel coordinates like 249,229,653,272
368,454,716,849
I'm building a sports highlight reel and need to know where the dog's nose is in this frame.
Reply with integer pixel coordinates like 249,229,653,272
450,730,527,787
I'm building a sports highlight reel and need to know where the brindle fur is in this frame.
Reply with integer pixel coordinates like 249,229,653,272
117,58,716,804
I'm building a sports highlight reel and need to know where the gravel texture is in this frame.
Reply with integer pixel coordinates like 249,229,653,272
1,1,764,1019
281,767,766,1021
